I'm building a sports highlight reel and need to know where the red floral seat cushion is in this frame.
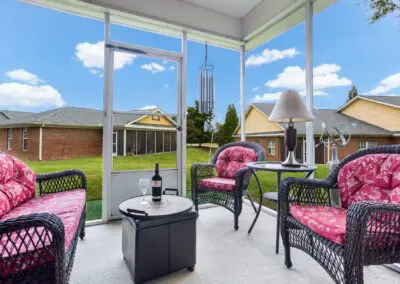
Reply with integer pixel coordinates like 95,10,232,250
0,154,36,217
290,205,347,246
215,146,257,179
338,154,400,208
0,189,86,251
0,189,85,277
199,177,236,191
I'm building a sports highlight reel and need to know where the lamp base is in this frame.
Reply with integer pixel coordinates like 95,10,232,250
281,151,302,167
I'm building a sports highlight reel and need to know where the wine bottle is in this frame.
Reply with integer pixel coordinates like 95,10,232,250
152,162,162,202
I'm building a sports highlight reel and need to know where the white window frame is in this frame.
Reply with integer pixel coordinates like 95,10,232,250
112,131,118,156
7,129,12,150
358,140,377,151
267,140,276,156
22,128,28,151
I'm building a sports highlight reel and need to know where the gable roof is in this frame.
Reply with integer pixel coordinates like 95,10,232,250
250,103,393,136
337,95,400,112
359,95,400,107
0,107,176,128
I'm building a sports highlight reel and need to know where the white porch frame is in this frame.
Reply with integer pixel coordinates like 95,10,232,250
102,14,186,221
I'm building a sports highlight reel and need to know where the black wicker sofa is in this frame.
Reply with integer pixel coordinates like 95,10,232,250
0,153,86,283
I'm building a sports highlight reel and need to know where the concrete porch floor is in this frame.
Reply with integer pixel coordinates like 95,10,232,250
70,204,399,283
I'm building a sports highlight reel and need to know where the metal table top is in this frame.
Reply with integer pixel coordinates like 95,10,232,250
246,161,317,172
119,195,193,220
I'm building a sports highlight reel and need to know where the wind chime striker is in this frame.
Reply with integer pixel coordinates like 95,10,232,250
198,43,215,115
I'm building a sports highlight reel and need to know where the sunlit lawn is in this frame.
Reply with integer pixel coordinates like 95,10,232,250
26,147,329,220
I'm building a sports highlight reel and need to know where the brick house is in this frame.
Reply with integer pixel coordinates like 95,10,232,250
234,95,400,164
0,107,176,161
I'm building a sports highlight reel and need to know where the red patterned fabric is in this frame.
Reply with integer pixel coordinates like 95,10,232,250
215,146,257,179
338,154,400,208
0,189,86,252
290,205,347,246
0,154,36,217
199,177,236,191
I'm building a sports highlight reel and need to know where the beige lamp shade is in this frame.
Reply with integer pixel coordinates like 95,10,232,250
269,90,314,123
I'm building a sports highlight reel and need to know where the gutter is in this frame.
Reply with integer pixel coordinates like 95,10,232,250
39,124,44,161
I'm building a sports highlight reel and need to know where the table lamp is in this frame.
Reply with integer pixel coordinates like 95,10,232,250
268,90,314,167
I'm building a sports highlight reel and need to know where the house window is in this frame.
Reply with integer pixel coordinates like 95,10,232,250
358,140,377,150
22,128,28,151
268,140,276,156
152,115,160,121
7,129,12,150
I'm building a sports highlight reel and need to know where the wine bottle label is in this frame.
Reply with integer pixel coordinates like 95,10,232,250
152,180,161,187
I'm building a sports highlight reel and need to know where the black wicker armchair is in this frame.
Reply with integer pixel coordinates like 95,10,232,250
0,169,87,284
279,145,400,283
191,142,265,230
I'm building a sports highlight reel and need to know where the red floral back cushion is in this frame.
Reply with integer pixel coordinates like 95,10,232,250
0,153,36,216
216,146,257,179
338,154,400,208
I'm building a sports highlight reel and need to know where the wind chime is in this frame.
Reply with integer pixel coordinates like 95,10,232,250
199,43,216,159
198,43,215,115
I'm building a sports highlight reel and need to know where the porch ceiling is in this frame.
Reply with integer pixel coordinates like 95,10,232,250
23,0,335,51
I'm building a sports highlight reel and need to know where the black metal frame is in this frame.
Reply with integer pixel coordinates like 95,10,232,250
191,142,265,230
279,145,400,283
0,169,87,283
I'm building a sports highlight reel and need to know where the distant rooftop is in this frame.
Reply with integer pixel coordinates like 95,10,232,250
0,106,174,128
359,95,400,107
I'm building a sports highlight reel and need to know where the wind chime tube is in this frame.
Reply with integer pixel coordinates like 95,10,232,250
199,72,203,113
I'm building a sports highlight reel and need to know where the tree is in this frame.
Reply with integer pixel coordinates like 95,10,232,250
367,0,400,23
186,101,212,146
219,104,239,146
347,85,359,101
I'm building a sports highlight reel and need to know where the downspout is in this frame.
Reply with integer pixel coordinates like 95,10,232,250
39,125,43,161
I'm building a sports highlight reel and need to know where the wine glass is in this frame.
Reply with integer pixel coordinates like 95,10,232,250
138,178,150,205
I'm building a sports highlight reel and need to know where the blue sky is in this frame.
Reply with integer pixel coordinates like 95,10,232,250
0,0,399,122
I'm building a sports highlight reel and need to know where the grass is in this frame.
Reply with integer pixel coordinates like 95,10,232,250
26,147,329,220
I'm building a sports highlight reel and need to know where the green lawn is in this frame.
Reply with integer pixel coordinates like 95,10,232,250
26,147,329,220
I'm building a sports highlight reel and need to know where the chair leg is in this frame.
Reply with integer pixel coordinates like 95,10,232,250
281,218,292,268
79,225,86,240
234,213,239,231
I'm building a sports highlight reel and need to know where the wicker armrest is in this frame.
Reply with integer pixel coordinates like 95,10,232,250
0,213,65,280
235,167,251,194
36,169,87,195
190,163,215,190
279,177,335,214
345,202,400,257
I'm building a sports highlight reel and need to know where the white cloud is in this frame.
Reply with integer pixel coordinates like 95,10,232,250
169,66,176,71
75,41,136,74
6,69,43,85
139,105,158,110
245,48,299,67
365,72,400,95
252,87,260,92
265,64,351,91
141,62,165,73
0,82,65,107
164,84,170,89
252,90,326,102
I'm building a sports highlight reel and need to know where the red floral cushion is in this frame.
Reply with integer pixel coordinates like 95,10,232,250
338,154,400,208
290,205,347,246
0,189,86,277
0,189,86,251
199,177,236,191
0,154,36,217
215,146,257,179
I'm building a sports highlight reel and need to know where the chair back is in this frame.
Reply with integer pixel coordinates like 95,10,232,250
327,145,400,208
210,142,266,179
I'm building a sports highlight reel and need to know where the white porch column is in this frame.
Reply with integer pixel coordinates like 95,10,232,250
123,129,127,156
305,0,315,166
240,45,246,142
102,12,114,221
180,31,187,196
